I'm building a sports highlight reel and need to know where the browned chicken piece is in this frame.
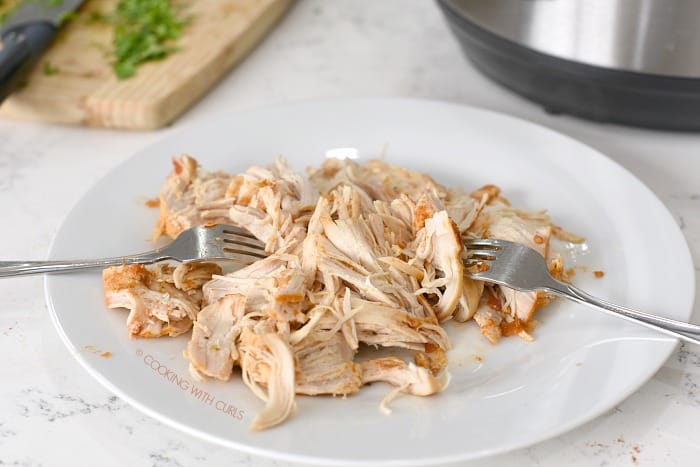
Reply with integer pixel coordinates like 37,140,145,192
103,264,201,338
268,269,307,322
473,308,504,345
470,183,502,202
154,155,234,240
414,343,448,375
468,200,553,342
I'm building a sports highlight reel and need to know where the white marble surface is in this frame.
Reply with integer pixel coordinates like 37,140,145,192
1,1,699,466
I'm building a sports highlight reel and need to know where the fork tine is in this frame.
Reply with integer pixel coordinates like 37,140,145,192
222,245,268,260
219,235,266,256
464,238,502,249
210,224,268,262
466,249,499,260
222,235,265,250
221,226,259,241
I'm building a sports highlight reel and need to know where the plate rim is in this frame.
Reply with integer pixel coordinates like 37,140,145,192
44,97,695,465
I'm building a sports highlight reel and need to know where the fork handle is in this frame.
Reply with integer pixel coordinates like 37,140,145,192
547,280,700,345
0,253,164,278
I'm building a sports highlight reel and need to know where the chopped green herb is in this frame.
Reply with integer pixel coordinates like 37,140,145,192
85,10,108,25
0,0,19,25
109,0,187,79
43,61,59,75
45,0,62,6
58,9,76,25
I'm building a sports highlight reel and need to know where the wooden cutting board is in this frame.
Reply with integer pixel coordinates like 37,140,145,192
0,0,291,130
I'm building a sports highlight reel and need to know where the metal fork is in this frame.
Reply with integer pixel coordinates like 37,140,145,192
465,238,700,346
0,224,267,278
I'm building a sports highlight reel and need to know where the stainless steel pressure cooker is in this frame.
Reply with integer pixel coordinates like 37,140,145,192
438,0,700,130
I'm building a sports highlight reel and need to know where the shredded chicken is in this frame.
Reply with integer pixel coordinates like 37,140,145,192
103,262,221,338
102,155,573,430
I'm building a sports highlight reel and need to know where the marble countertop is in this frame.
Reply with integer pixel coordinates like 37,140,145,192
1,1,699,466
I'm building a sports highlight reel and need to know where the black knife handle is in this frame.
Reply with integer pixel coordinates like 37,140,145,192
0,22,57,103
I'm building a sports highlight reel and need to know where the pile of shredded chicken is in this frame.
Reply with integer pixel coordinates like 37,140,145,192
103,154,575,431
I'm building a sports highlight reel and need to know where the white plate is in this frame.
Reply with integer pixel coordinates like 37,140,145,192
45,99,694,466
